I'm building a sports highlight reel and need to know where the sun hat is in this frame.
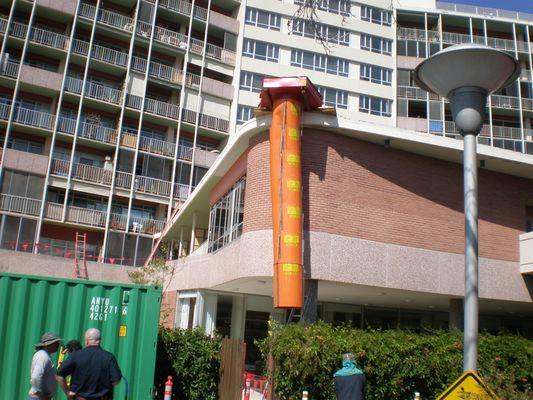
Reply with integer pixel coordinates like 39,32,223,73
34,332,62,347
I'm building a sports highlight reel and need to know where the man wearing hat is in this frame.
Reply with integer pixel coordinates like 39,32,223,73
29,332,62,400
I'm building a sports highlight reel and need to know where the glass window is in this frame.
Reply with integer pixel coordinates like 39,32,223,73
361,5,392,26
240,71,265,93
359,95,392,117
208,177,246,252
317,86,348,109
7,137,43,154
245,8,281,30
291,50,349,77
360,64,392,86
292,19,350,46
360,34,392,55
243,39,279,62
295,0,351,16
237,105,254,125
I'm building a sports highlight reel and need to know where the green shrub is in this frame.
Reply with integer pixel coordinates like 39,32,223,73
258,322,532,400
155,328,221,400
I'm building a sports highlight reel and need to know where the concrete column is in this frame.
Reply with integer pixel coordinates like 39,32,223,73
449,298,464,331
202,292,218,336
302,279,318,324
230,295,245,340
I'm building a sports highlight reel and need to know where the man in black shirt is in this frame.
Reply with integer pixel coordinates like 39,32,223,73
334,353,366,400
56,328,122,400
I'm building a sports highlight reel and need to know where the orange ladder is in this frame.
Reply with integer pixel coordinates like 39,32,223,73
73,232,88,280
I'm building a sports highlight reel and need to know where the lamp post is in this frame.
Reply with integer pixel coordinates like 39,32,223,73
414,43,520,372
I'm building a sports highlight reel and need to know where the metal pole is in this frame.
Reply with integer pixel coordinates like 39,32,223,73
462,132,478,372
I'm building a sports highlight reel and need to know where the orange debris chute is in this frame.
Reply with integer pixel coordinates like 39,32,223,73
259,77,323,309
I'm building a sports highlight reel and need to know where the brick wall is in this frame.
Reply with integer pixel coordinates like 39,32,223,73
160,290,177,328
243,130,533,262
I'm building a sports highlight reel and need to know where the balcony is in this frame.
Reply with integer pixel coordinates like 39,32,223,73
520,232,533,274
174,183,190,201
0,18,7,34
492,126,524,140
139,135,175,157
0,193,41,216
521,69,532,82
0,61,20,79
522,98,533,111
30,26,69,50
131,56,201,88
0,103,10,120
491,95,520,110
109,213,165,234
51,159,113,186
182,108,230,133
194,148,219,169
45,202,108,228
144,97,180,119
64,76,123,104
158,0,208,21
398,85,432,100
114,170,173,197
79,3,134,33
152,25,236,66
397,27,440,42
13,107,55,130
8,21,29,39
120,131,137,149
72,39,128,67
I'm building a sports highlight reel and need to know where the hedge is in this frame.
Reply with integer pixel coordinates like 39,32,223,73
258,322,533,400
155,328,221,400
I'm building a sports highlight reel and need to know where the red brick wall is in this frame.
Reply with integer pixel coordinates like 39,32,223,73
243,130,533,262
160,290,177,328
41,224,104,245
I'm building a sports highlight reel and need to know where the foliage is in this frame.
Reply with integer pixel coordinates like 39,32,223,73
155,327,222,400
128,242,173,287
258,321,532,400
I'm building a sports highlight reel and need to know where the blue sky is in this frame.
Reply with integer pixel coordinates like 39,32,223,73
450,0,533,13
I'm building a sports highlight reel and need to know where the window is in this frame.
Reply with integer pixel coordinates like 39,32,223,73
361,5,392,26
1,170,44,199
361,34,392,55
359,95,392,117
397,39,426,58
237,105,254,125
293,19,349,46
317,86,348,109
360,64,392,86
7,138,43,154
294,0,351,16
243,39,279,62
291,50,349,77
208,176,246,252
245,8,281,30
240,71,264,93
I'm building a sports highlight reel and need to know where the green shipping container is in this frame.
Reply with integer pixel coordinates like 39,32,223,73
0,272,161,400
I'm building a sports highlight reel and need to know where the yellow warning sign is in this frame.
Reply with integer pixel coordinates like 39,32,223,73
283,234,299,246
288,128,299,140
436,371,499,400
287,180,301,192
287,206,301,219
289,103,300,115
282,263,300,275
119,325,127,337
287,153,300,166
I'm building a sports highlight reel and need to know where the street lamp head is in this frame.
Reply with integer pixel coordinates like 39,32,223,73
414,44,520,134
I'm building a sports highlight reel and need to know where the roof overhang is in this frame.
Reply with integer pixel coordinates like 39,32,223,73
154,112,533,244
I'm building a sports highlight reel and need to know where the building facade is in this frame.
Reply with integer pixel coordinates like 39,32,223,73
151,0,533,364
1,0,533,351
0,0,239,266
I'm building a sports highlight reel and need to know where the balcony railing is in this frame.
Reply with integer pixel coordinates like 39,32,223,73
492,126,522,139
13,107,55,130
51,159,114,186
66,205,107,227
174,183,190,201
79,122,118,144
109,213,165,234
0,18,7,34
522,97,533,111
0,103,11,120
144,98,180,119
397,85,427,100
131,56,201,88
0,194,41,216
436,2,533,23
139,135,175,157
159,0,208,21
79,3,134,32
491,95,520,110
153,26,236,66
397,27,440,42
182,108,230,133
65,76,123,104
521,69,532,82
178,145,193,161
135,175,172,197
72,39,128,67
136,20,152,38
125,94,143,110
8,21,28,39
0,61,20,78
115,170,133,189
44,202,63,221
30,26,69,50
120,131,137,148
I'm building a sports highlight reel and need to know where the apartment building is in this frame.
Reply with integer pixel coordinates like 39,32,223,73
0,0,239,266
150,0,533,365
